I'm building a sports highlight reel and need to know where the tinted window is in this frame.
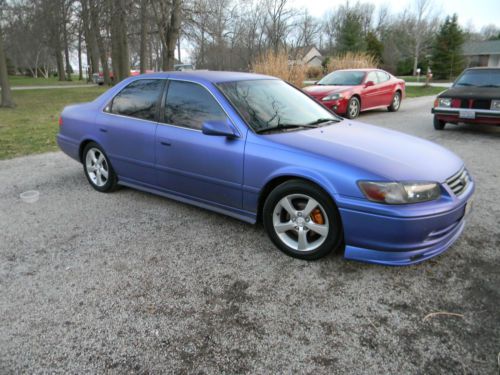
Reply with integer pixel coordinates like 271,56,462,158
165,81,227,130
111,79,164,121
454,69,500,87
317,71,366,85
376,71,390,83
366,72,378,84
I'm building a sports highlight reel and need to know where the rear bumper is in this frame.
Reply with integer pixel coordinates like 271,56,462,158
336,181,474,266
57,134,80,162
432,107,500,125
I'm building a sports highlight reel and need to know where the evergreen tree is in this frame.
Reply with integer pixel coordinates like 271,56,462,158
337,11,365,53
431,14,465,80
365,32,383,63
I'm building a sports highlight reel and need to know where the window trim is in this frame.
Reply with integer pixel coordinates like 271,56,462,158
103,78,167,124
159,78,241,137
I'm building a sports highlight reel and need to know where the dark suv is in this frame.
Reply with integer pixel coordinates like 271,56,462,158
431,67,500,130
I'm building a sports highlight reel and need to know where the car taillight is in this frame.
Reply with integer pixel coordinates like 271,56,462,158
59,116,63,126
433,98,438,107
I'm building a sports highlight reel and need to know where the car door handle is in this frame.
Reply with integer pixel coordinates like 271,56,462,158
160,140,171,146
99,128,108,133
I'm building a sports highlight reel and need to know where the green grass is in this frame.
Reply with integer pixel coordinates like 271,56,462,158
0,87,107,160
8,75,89,87
405,85,446,98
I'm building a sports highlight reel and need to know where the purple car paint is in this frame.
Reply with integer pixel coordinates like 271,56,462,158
57,71,474,265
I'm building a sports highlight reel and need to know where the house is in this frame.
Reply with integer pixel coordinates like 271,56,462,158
289,46,323,67
463,40,500,68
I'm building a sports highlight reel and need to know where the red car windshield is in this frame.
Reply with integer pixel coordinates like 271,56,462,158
317,71,366,86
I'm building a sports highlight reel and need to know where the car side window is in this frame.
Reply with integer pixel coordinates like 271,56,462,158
376,71,390,83
365,72,378,84
164,80,227,130
110,79,164,121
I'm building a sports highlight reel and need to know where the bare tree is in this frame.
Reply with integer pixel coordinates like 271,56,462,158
411,0,437,75
110,0,129,81
0,22,14,107
151,0,182,70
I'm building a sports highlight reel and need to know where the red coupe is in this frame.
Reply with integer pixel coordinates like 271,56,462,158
303,69,406,119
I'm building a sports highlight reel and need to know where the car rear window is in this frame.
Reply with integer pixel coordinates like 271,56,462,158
454,70,500,88
110,79,164,121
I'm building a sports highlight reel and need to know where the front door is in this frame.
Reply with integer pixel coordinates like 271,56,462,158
155,80,245,209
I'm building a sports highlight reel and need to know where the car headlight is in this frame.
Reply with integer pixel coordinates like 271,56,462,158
491,100,500,110
437,98,452,108
322,93,344,101
358,181,441,204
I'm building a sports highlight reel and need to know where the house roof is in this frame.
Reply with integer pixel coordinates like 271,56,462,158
463,40,500,56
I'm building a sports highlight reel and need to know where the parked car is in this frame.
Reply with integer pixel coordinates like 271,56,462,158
174,64,195,71
57,71,473,265
432,67,500,130
302,69,406,119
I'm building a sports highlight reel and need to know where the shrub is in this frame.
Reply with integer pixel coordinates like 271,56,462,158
326,52,378,73
252,50,307,87
306,66,323,79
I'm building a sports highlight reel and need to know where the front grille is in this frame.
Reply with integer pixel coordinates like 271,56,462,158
472,99,491,109
446,167,470,196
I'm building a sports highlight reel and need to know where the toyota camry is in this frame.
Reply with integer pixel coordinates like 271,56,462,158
57,71,474,265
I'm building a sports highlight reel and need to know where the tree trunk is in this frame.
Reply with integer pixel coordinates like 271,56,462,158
78,25,83,80
81,0,100,75
164,0,182,70
110,0,129,82
0,27,15,108
139,0,148,73
63,24,72,81
90,0,111,84
55,46,66,81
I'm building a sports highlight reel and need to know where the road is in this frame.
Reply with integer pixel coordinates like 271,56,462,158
1,96,499,374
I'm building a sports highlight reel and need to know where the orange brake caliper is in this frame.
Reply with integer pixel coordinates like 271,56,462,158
311,208,325,225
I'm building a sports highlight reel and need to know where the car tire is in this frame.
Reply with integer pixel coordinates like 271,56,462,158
262,180,343,260
433,116,446,130
345,97,360,119
388,91,401,112
82,142,118,192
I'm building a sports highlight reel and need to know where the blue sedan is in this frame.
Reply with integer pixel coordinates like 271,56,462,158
57,71,474,265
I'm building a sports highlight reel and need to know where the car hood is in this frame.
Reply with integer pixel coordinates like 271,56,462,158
303,85,355,97
267,120,463,183
439,86,500,100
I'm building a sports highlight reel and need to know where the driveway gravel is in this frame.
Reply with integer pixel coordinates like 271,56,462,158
1,96,499,374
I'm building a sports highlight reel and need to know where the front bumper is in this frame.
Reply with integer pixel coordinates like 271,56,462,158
336,180,474,266
320,98,349,115
432,107,500,125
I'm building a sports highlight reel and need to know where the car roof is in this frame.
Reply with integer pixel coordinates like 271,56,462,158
464,67,500,71
333,68,378,72
132,70,277,84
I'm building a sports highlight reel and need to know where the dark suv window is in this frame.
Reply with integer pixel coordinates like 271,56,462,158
111,79,164,121
164,80,227,130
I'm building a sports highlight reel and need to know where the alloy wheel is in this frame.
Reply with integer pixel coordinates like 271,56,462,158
272,193,330,252
85,147,109,187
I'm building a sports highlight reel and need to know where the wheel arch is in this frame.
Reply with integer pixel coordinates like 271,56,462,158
79,138,102,163
256,171,338,222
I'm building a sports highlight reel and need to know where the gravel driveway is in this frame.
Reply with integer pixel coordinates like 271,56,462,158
1,96,499,374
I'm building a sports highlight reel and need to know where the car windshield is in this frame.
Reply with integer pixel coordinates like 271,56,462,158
454,69,500,87
317,71,366,86
217,79,340,133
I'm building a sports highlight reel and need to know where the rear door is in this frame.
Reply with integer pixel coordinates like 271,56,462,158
155,80,245,209
376,71,395,106
96,79,165,185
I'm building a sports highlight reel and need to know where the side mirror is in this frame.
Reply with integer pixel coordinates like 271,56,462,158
202,119,238,138
364,80,375,87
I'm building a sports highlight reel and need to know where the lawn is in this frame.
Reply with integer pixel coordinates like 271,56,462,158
0,87,106,160
405,85,446,98
8,75,90,87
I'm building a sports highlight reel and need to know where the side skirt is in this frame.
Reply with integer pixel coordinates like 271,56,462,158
118,179,257,224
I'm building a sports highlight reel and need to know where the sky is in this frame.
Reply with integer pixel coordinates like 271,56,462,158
294,0,500,30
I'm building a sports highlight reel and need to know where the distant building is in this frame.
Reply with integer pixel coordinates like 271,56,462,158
289,46,323,67
463,40,500,68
